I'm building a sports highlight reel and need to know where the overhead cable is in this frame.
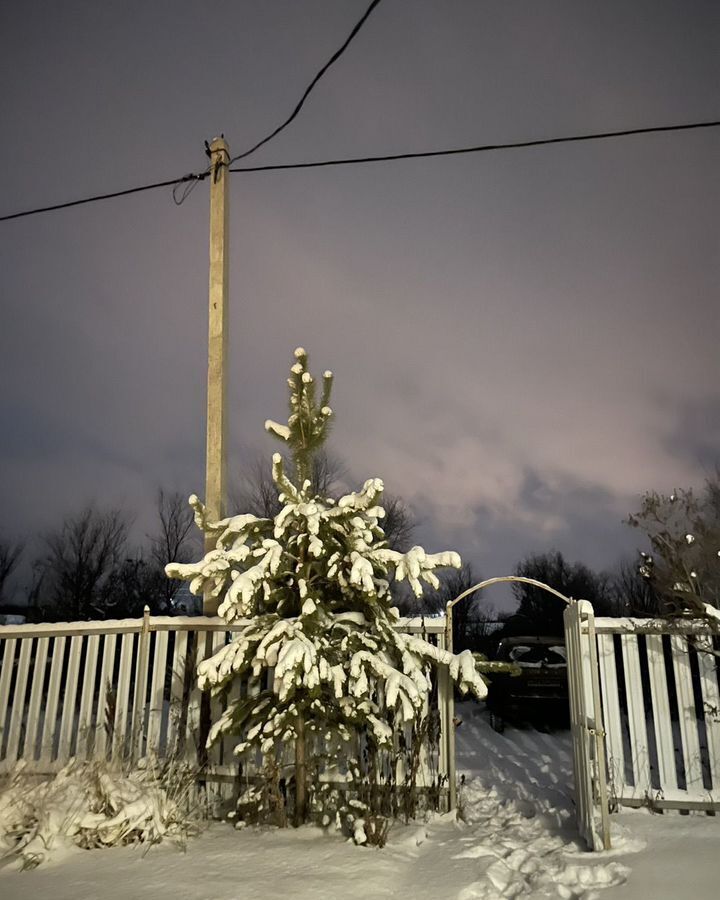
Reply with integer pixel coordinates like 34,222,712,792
1,119,717,224
228,119,720,174
0,173,207,223
228,0,384,165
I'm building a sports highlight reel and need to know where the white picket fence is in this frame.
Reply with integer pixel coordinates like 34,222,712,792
0,613,452,792
594,615,720,811
565,599,720,850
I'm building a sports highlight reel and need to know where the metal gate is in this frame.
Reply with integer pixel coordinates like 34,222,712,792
563,599,611,850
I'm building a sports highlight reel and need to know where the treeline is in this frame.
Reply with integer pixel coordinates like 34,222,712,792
413,468,720,653
0,490,197,622
1,466,717,628
0,451,416,623
415,553,657,655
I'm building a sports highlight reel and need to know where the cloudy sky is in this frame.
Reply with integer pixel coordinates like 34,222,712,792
1,1,718,608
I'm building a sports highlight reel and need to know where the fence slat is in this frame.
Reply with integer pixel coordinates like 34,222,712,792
221,667,243,780
95,633,117,759
620,635,651,796
132,614,151,759
167,631,188,755
57,635,83,761
645,634,678,793
597,634,625,795
185,632,208,762
112,633,135,761
695,636,720,790
4,639,33,763
670,635,703,793
24,637,50,761
208,631,227,771
77,635,100,758
39,636,66,763
0,638,18,761
146,630,169,755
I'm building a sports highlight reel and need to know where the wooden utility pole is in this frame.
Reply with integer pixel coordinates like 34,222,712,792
204,137,230,615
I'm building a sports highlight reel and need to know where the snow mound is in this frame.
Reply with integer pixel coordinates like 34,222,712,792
0,760,204,870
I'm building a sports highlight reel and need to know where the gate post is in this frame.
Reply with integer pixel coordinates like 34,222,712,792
564,599,611,850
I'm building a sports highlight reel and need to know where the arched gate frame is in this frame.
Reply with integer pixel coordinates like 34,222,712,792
446,578,611,851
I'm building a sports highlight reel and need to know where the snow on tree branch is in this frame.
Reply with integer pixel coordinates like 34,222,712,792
167,348,487,834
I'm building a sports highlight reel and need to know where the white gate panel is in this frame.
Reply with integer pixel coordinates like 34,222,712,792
620,635,651,797
597,633,625,796
564,599,611,851
595,618,719,811
696,636,720,790
645,634,678,793
670,635,704,792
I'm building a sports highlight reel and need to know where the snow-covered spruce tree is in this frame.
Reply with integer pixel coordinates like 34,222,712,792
166,348,486,834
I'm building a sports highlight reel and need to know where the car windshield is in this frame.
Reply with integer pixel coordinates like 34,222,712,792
505,644,566,666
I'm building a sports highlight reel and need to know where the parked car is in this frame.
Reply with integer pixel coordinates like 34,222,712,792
485,636,569,732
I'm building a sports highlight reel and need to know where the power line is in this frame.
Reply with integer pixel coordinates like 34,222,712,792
0,0,385,223
1,119,717,224
228,119,720,174
0,172,207,223
228,0,383,165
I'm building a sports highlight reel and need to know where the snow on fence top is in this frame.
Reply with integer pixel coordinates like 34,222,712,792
0,614,447,640
0,614,452,783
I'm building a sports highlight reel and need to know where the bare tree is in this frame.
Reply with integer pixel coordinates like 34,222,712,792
309,450,347,499
231,451,415,552
102,554,159,619
102,490,198,617
509,551,613,635
231,454,283,519
381,494,415,552
610,559,663,617
149,489,196,610
414,563,495,652
231,450,347,520
627,471,720,616
0,538,23,604
32,507,129,621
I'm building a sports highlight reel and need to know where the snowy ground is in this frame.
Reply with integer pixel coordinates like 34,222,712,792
1,702,717,899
